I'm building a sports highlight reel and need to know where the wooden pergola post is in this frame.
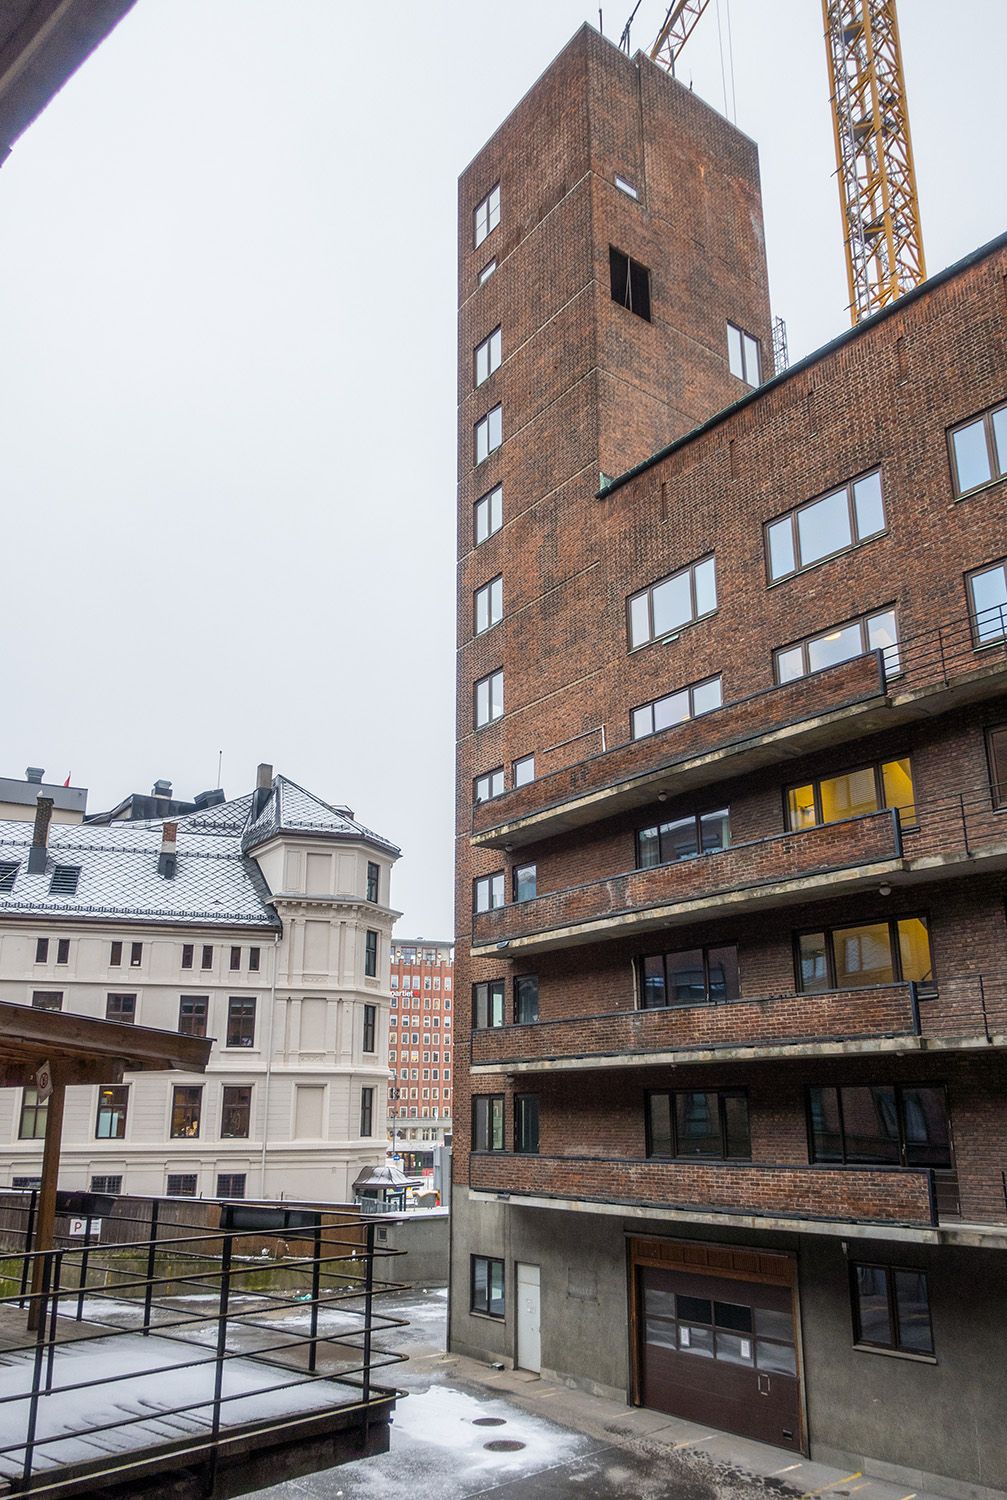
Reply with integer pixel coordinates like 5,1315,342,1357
28,1072,65,1331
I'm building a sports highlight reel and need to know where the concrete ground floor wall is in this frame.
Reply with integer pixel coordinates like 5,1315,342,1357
448,1189,1007,1499
374,1210,449,1284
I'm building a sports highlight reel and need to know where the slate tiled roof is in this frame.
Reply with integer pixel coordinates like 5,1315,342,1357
240,776,400,857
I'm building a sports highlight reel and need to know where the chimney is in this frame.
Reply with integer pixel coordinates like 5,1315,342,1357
252,763,273,819
28,796,53,874
158,821,178,879
25,767,44,785
152,779,172,799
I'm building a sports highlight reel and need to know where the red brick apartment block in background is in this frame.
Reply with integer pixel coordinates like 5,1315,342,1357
451,23,1007,1495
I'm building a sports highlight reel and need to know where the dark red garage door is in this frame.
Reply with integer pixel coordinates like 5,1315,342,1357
632,1241,803,1453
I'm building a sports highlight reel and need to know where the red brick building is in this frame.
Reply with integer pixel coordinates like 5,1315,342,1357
452,25,1007,1496
388,938,454,1176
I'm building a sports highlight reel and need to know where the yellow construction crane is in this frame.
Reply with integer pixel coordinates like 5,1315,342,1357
620,0,927,327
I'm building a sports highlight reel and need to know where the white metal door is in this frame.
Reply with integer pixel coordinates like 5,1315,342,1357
516,1262,541,1373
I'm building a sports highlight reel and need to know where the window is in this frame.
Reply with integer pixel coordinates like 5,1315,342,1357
474,767,505,804
628,556,717,649
170,1085,202,1138
787,759,916,832
774,608,900,684
365,929,378,977
796,916,932,993
474,485,502,544
90,1175,122,1195
512,862,537,902
473,980,505,1029
514,1094,539,1154
130,942,143,968
110,941,122,967
766,470,885,581
478,258,497,285
19,1088,48,1140
363,1003,377,1053
615,174,638,198
201,945,213,970
475,405,503,463
366,861,380,902
31,991,62,1011
647,1090,751,1159
474,183,500,247
514,973,539,1023
181,944,194,970
474,575,503,637
474,327,502,385
221,1085,251,1138
360,1086,374,1137
473,872,505,913
948,400,1007,496
989,725,1007,809
229,946,241,971
609,246,651,320
968,560,1007,645
249,946,260,972
471,1255,504,1317
642,1288,795,1373
0,860,17,892
631,675,722,741
727,321,761,384
513,753,535,788
49,866,80,896
226,997,256,1048
809,1084,952,1170
639,945,740,1009
216,1173,246,1200
474,669,504,728
106,993,136,1024
56,939,70,965
178,996,208,1038
96,1085,129,1139
34,938,48,963
167,1174,197,1198
11,1177,41,1190
472,1094,505,1151
637,809,730,867
851,1263,934,1355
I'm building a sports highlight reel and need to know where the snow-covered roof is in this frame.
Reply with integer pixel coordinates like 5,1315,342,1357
241,775,399,857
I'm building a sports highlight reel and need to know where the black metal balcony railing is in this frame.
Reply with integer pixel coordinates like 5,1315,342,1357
0,1193,406,1496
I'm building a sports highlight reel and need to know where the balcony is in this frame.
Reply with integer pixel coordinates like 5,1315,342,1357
470,975,1007,1075
471,609,1007,851
469,1152,938,1232
473,808,904,955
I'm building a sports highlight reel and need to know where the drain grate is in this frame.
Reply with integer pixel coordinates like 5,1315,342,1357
473,1417,507,1427
483,1439,526,1452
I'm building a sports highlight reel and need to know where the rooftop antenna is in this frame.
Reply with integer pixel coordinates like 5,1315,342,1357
620,0,644,53
216,749,223,788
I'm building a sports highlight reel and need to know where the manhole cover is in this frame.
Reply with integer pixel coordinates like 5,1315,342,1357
483,1439,526,1452
473,1417,507,1427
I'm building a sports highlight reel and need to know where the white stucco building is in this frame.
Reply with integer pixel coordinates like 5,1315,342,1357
0,765,400,1202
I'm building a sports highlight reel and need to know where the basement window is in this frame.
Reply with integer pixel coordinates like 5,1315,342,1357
610,247,651,321
49,865,80,896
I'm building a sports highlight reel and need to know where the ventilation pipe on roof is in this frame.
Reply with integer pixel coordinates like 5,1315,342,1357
152,779,172,798
158,821,178,879
25,767,43,784
252,763,273,820
28,796,53,874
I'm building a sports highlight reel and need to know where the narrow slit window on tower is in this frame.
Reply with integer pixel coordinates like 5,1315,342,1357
609,247,651,321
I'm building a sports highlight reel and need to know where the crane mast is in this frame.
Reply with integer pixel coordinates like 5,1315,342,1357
822,0,926,324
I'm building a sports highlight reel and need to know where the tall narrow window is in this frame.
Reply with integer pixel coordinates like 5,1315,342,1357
512,863,537,902
365,929,378,977
514,1094,540,1154
473,980,505,1029
727,321,761,384
474,184,500,248
248,946,260,972
366,861,380,902
226,997,256,1048
95,1086,129,1139
474,327,502,385
474,767,504,804
110,941,122,967
474,669,504,727
363,1003,377,1053
222,1085,251,1138
474,485,502,544
475,405,503,464
19,1088,48,1140
628,556,717,649
631,676,722,741
514,974,539,1023
201,945,213,970
181,944,194,970
968,560,1007,645
130,942,143,968
474,575,503,636
170,1086,202,1138
609,247,651,320
56,939,70,964
472,1094,505,1151
360,1087,374,1137
34,938,48,963
229,946,241,971
513,754,535,788
471,1255,505,1317
988,725,1007,810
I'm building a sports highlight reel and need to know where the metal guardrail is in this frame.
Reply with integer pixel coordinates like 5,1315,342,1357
0,1193,408,1495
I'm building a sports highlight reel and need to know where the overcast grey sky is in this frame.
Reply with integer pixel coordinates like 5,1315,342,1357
1,1,1004,938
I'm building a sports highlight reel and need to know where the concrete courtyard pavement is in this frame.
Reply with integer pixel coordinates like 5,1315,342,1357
254,1285,957,1500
